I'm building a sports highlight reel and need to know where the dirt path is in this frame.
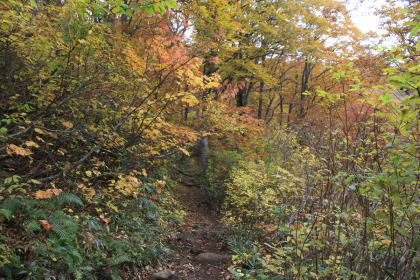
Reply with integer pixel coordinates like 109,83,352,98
149,183,233,280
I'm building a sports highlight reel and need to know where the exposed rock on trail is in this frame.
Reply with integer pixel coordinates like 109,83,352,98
194,253,232,264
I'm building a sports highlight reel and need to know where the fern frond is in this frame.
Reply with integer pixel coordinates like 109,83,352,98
108,239,130,251
58,192,84,206
108,253,131,266
86,218,100,231
49,211,79,240
73,269,83,280
26,209,48,220
1,198,22,216
0,209,12,220
25,220,41,231
52,225,71,240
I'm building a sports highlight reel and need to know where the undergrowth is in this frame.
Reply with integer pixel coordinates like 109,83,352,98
0,175,184,280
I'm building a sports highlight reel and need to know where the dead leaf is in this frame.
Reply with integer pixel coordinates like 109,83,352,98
7,144,33,156
39,220,53,230
34,188,61,199
103,217,111,224
35,136,45,143
51,188,61,197
35,190,50,199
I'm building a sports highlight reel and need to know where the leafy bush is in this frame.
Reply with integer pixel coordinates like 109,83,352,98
207,150,240,205
0,174,183,279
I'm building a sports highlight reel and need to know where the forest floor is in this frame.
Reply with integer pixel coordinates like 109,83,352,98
148,182,233,280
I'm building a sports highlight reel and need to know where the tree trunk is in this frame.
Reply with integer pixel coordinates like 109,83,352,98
184,104,189,123
200,134,209,176
300,60,315,119
258,81,264,119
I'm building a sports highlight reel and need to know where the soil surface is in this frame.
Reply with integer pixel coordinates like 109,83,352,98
149,182,233,280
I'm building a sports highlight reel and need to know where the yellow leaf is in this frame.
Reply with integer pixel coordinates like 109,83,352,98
179,147,190,156
25,141,39,148
34,128,45,134
29,179,42,185
85,171,92,177
381,239,392,246
46,131,58,139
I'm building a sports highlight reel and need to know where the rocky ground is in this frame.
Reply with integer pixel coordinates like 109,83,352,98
148,182,233,280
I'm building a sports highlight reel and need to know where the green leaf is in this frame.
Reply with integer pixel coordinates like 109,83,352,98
145,7,154,14
410,24,420,38
388,76,406,84
0,209,12,220
396,227,410,237
167,0,178,9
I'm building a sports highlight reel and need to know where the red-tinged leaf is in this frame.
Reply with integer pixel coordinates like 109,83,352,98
103,217,111,224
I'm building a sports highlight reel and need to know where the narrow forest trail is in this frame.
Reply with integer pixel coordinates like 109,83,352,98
148,182,233,280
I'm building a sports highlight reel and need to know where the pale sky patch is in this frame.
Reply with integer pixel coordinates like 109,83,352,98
346,0,388,34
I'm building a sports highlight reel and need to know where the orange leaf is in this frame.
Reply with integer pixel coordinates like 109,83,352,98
293,223,303,231
35,190,52,199
36,136,45,143
51,188,61,197
7,144,32,156
102,217,111,224
39,220,53,230
34,189,61,199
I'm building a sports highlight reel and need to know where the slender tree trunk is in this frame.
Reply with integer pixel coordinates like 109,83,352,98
264,95,274,121
258,81,264,119
195,106,200,119
200,134,209,176
244,83,253,107
287,103,293,126
279,96,284,126
184,104,189,123
299,60,315,119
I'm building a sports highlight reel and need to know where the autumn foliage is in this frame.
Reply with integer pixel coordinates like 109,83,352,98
1,0,419,279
